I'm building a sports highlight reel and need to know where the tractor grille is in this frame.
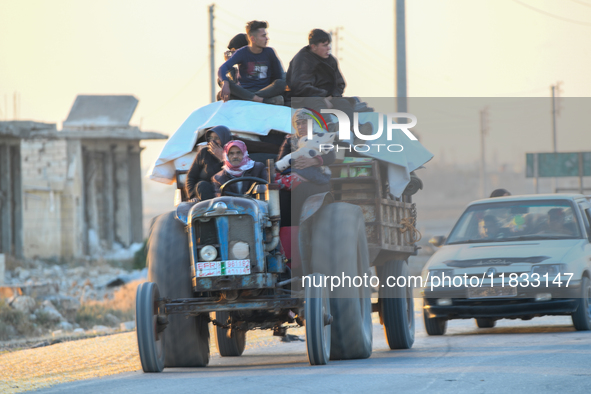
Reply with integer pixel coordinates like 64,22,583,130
195,219,218,245
228,215,257,266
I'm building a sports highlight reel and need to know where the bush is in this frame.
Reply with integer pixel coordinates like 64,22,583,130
75,304,134,330
132,239,148,271
0,300,35,340
34,310,58,330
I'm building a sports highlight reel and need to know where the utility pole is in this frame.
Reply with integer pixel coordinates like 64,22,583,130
550,82,562,192
209,4,215,103
331,26,342,61
480,107,489,199
395,0,407,113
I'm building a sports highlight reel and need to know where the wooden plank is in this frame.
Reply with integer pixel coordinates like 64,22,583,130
330,176,378,184
380,198,413,208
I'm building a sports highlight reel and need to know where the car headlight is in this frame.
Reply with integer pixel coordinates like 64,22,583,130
199,245,218,261
230,241,249,260
531,264,563,277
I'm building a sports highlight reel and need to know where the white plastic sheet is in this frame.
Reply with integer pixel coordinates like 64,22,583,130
147,102,433,197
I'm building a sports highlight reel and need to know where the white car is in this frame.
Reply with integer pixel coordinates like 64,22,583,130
422,194,591,335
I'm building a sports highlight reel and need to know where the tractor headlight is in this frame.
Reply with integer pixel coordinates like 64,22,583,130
230,241,250,260
199,245,218,261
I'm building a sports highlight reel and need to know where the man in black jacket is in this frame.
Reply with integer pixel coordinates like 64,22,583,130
286,29,354,120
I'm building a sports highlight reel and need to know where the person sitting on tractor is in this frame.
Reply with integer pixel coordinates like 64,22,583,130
185,125,233,201
275,108,335,191
286,28,371,134
216,33,249,101
212,140,268,196
218,21,286,105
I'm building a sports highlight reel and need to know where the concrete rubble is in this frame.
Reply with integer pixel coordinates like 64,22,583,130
1,259,147,342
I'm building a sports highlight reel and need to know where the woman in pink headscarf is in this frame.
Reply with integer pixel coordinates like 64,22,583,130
212,140,268,196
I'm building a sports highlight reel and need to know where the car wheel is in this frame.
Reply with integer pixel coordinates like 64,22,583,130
423,305,447,336
475,318,496,328
572,276,591,331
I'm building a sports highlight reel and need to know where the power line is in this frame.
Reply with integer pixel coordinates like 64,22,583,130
340,59,384,86
142,60,208,121
343,31,391,61
513,0,591,26
271,27,305,36
216,5,303,36
215,16,243,33
215,5,245,25
569,0,591,9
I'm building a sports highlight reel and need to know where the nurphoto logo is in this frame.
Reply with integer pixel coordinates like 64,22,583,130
305,110,419,154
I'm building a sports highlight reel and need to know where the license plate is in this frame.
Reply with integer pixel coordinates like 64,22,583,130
468,286,517,298
196,260,251,277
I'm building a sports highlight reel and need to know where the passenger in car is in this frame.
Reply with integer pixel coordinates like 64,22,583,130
544,208,573,236
490,188,511,198
480,215,500,239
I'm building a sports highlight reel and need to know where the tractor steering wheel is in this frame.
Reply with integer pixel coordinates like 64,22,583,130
219,176,269,197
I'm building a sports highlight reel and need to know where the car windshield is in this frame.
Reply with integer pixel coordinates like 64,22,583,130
446,199,582,244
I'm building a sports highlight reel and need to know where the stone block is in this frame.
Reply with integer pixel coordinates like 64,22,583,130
10,295,36,314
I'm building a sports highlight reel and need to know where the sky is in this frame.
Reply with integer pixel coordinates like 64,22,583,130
1,0,591,173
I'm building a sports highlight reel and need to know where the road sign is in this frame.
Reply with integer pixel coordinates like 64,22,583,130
526,152,591,178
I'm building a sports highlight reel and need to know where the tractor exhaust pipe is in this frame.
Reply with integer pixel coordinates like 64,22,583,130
265,159,281,251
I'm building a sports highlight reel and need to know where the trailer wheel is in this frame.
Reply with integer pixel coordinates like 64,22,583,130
379,260,415,349
148,211,210,367
213,311,246,357
310,203,373,360
136,282,165,372
305,273,331,365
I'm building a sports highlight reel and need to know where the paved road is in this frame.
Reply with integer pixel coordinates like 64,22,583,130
37,309,591,394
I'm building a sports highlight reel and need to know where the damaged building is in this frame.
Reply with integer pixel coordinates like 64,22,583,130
0,95,166,260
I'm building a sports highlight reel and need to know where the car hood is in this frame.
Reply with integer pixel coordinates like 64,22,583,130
426,239,583,270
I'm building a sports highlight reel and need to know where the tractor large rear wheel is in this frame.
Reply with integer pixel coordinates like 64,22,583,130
310,203,373,360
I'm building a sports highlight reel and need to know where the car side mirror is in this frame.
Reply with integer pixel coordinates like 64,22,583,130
429,236,446,247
